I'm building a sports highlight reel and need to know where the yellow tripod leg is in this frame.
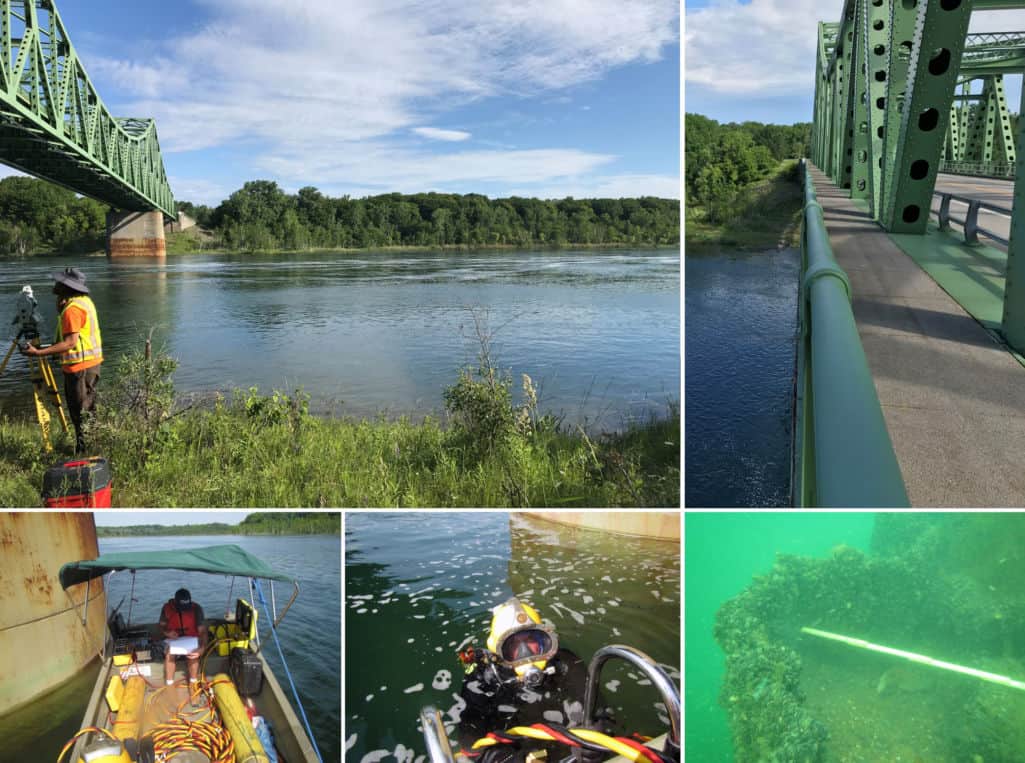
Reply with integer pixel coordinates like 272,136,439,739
39,358,70,434
30,359,53,452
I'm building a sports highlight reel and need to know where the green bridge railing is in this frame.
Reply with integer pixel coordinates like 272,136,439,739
792,159,909,508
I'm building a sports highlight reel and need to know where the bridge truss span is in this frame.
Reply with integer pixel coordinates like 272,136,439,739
0,0,174,218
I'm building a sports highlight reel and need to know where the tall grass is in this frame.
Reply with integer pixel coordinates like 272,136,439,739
0,347,679,508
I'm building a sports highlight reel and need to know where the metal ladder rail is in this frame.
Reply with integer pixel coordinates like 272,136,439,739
582,645,680,761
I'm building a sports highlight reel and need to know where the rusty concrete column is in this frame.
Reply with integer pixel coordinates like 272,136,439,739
106,209,166,257
0,512,106,714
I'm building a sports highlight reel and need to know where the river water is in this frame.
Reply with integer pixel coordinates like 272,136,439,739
0,249,678,429
0,532,341,763
685,248,800,507
345,512,680,762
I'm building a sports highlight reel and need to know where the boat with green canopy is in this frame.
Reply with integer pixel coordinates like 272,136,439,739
56,544,322,763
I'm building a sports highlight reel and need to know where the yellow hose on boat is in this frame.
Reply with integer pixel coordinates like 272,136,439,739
211,672,270,763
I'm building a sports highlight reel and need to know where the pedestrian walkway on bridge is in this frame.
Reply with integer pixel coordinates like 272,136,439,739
810,164,1025,506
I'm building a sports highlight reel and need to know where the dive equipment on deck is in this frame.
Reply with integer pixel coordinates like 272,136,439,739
230,646,264,696
216,597,258,655
212,672,271,763
77,738,131,763
111,675,145,756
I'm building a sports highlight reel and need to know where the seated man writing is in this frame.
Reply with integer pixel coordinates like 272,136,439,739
159,588,208,692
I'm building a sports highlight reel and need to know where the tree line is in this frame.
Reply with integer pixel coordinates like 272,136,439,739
178,183,679,251
0,173,679,255
97,512,340,536
686,114,811,223
0,176,106,255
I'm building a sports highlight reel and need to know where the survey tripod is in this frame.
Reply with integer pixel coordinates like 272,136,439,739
0,285,70,451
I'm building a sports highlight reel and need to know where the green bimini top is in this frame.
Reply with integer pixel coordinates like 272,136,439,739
59,544,295,589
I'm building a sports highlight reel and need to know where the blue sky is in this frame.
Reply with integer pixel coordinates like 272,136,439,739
46,0,679,206
685,0,1025,126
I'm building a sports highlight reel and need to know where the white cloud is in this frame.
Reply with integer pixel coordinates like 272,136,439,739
686,0,842,95
412,127,472,142
686,3,1025,99
92,0,677,154
508,174,681,200
256,144,618,193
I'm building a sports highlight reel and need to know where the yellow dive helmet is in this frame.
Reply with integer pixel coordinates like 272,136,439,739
487,598,558,685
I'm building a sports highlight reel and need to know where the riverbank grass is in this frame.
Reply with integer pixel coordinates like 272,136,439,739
0,353,679,508
687,160,803,251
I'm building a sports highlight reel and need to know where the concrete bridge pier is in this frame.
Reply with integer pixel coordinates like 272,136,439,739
106,209,166,257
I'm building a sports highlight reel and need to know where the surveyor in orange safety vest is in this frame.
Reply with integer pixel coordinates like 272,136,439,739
20,267,103,454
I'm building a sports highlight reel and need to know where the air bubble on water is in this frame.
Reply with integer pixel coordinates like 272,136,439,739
605,680,620,693
361,750,389,763
404,683,424,694
407,638,415,644
345,734,357,752
366,694,374,702
357,608,368,614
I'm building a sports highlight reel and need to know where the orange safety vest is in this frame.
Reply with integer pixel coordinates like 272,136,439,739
162,601,199,636
55,295,103,371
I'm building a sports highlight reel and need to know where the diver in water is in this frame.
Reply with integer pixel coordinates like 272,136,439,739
457,597,611,762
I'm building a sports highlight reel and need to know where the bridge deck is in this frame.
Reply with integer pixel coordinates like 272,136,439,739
811,165,1025,507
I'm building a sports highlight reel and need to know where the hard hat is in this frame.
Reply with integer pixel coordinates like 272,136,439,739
487,597,558,676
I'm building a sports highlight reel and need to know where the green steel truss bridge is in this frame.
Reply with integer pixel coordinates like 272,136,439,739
798,0,1025,507
0,1,174,218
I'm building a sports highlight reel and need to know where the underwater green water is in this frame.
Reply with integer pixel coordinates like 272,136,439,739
345,512,680,761
684,513,875,761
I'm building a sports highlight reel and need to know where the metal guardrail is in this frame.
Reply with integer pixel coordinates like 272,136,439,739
793,159,910,508
940,160,1016,180
933,191,1012,247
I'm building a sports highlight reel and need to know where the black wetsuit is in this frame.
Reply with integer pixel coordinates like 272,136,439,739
458,647,609,762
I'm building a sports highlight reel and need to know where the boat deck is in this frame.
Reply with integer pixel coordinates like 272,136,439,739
69,621,319,762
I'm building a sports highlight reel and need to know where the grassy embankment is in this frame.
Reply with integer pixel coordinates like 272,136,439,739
686,160,804,251
0,351,678,508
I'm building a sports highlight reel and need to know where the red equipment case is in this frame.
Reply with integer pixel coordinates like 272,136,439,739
42,457,112,507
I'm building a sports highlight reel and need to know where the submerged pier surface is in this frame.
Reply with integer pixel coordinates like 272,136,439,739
811,166,1025,507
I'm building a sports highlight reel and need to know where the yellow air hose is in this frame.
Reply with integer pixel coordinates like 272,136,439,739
473,726,661,763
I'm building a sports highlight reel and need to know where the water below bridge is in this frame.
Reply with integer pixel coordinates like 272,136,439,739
0,248,679,429
685,247,800,507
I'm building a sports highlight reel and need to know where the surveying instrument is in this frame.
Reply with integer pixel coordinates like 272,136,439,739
0,285,70,451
